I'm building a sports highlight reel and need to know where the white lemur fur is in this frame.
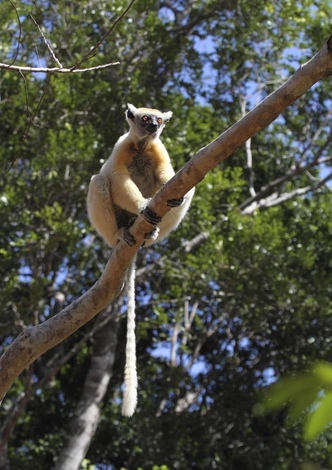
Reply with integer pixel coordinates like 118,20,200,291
87,104,194,417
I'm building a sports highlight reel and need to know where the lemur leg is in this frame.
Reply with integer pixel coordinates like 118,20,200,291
87,174,119,247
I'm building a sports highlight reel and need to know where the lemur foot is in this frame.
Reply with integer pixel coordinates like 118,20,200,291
144,227,160,241
141,206,162,226
167,197,184,208
117,227,136,247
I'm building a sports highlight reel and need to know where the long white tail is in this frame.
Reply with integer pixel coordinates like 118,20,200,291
121,256,138,417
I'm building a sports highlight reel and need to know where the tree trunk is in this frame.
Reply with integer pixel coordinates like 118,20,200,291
0,440,10,470
54,298,122,470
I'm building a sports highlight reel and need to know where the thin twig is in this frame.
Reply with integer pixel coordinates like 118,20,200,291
30,14,63,68
170,319,181,367
6,0,22,68
246,137,256,196
189,301,199,327
70,0,137,70
239,94,256,197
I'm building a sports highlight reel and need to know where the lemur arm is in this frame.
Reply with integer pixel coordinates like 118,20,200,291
110,172,147,214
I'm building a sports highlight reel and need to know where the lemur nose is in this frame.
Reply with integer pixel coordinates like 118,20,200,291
148,123,158,132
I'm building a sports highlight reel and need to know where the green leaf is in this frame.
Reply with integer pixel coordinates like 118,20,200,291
288,386,320,425
313,362,332,386
263,374,316,411
304,391,332,441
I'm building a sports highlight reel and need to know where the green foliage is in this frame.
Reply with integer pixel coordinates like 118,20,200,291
262,362,332,448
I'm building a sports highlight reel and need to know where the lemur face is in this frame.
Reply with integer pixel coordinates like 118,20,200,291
126,104,172,139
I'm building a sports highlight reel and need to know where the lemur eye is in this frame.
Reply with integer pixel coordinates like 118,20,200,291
142,116,148,122
157,118,163,124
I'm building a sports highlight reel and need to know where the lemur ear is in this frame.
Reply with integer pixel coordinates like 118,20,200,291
127,103,137,120
162,111,173,122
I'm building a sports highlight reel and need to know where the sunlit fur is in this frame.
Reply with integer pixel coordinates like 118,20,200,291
87,104,195,416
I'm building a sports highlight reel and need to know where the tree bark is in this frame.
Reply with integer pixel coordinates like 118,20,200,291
54,299,122,470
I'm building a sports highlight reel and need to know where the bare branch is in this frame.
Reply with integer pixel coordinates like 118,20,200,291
30,14,63,68
242,170,332,214
170,319,181,367
246,138,256,196
0,61,120,74
189,301,199,327
184,299,190,331
1,36,332,402
239,95,256,197
182,232,210,252
238,70,271,198
239,139,331,212
182,300,199,347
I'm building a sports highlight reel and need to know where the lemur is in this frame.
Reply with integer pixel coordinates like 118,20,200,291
87,104,195,416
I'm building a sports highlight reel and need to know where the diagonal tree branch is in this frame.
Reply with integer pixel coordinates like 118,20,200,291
1,35,332,403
